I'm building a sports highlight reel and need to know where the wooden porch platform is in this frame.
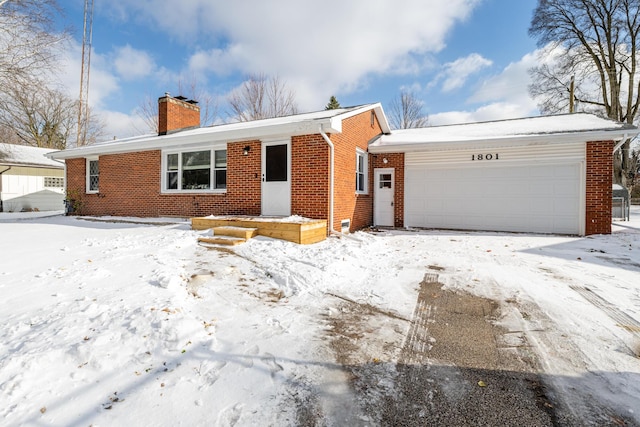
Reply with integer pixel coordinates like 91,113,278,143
191,216,327,245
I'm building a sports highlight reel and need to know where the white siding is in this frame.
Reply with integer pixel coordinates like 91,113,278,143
1,174,64,212
404,143,585,235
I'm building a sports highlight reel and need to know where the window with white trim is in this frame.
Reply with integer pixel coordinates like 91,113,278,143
163,148,227,192
86,158,99,193
356,149,367,193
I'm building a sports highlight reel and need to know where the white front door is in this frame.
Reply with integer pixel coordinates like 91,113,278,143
261,140,291,216
374,168,394,226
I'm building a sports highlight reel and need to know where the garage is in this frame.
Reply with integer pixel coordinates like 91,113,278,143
404,143,584,235
368,113,637,236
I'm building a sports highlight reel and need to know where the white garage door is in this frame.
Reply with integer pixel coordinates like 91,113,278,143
404,144,585,235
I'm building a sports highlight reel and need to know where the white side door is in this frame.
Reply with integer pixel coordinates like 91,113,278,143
261,140,291,216
374,168,394,226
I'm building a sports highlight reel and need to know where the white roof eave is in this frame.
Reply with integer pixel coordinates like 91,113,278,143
46,103,391,161
367,128,638,153
0,160,64,169
48,118,343,160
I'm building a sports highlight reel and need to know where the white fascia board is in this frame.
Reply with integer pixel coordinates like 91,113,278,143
367,128,639,154
0,161,64,170
48,118,341,160
373,104,392,134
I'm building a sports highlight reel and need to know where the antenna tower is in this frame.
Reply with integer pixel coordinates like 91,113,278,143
77,0,94,146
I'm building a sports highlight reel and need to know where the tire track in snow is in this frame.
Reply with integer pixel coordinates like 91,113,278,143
399,273,438,365
570,285,640,336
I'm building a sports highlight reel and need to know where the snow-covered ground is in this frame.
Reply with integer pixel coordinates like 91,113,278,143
1,208,639,426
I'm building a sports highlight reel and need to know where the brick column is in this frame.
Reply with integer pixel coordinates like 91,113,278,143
585,140,614,235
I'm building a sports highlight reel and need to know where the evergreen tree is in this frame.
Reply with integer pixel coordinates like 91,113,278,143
325,96,341,110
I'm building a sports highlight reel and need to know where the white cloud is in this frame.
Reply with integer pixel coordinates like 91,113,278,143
440,53,492,92
57,40,120,110
468,50,539,105
99,110,150,140
429,50,544,125
111,0,482,109
113,45,156,81
430,102,533,125
51,41,147,140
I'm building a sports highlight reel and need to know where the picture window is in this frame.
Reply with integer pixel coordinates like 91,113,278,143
163,149,226,192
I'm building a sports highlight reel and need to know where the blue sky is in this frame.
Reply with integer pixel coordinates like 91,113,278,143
55,0,542,139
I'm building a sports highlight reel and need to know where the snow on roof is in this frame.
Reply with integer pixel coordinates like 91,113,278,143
92,106,366,148
370,113,637,152
48,104,390,160
0,144,63,168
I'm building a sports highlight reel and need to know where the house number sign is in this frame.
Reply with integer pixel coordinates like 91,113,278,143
471,153,499,161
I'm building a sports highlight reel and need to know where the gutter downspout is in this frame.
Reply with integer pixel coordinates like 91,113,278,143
319,125,336,234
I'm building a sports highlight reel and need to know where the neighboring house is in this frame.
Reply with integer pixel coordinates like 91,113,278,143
48,94,637,236
0,144,65,212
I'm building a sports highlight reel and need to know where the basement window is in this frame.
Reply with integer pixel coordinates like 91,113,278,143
162,147,227,192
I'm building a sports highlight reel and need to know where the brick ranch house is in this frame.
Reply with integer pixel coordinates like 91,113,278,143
48,94,638,236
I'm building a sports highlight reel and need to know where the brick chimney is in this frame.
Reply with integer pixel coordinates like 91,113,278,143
158,93,200,135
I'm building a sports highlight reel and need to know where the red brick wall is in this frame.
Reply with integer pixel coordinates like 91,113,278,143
158,96,200,135
585,140,613,235
64,109,384,232
330,110,384,231
65,140,262,217
371,153,405,227
65,157,87,209
291,134,330,221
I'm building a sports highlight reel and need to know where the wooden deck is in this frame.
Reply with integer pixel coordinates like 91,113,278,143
191,216,327,245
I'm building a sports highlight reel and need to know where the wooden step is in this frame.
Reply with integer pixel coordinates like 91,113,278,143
198,236,246,246
212,226,258,240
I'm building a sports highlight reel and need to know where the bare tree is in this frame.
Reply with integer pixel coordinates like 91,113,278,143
388,90,429,129
135,77,219,134
529,0,640,185
135,95,161,135
0,78,104,149
0,0,68,87
630,145,640,194
227,73,298,122
76,103,105,147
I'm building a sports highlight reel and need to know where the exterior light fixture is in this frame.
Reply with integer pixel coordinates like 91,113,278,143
243,146,251,156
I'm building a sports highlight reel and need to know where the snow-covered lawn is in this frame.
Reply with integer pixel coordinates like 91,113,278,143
1,208,639,425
